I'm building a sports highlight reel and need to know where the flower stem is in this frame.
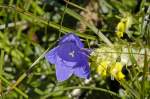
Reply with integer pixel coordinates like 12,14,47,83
7,43,54,93
44,86,120,98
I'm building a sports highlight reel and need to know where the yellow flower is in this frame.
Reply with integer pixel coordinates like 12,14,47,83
115,14,133,38
116,31,124,38
110,62,125,80
116,18,126,38
97,61,109,77
117,72,125,80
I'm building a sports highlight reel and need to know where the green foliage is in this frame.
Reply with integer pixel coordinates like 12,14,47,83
0,0,149,99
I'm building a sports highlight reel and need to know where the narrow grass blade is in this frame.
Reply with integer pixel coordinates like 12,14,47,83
64,0,87,11
0,5,96,40
141,49,148,98
61,7,113,46
43,86,120,99
0,50,4,96
120,80,140,99
7,42,55,93
0,76,28,98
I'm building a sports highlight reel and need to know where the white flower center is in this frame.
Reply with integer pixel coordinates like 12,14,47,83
69,50,75,57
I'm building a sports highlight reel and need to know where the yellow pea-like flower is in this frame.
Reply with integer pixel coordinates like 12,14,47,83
97,61,109,77
110,62,125,80
116,31,124,38
116,18,126,38
117,72,125,80
115,14,133,38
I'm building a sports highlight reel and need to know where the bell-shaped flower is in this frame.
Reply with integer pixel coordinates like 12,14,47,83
45,33,90,81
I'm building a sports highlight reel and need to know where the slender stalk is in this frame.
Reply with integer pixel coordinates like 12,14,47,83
64,0,87,11
43,86,120,98
92,51,150,57
120,80,140,99
0,5,96,40
7,45,52,92
61,7,113,46
141,50,148,99
0,50,4,96
58,0,69,39
0,76,28,98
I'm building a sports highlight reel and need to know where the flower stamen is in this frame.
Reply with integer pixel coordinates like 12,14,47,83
69,50,75,57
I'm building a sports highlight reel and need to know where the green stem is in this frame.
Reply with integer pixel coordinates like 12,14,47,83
64,0,87,11
7,45,52,92
120,80,140,99
0,50,4,96
61,7,113,46
0,76,28,98
44,86,120,98
58,0,68,39
0,5,96,40
141,50,148,99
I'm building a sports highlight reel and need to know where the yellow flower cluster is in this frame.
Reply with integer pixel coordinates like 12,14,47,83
91,47,125,80
97,61,125,80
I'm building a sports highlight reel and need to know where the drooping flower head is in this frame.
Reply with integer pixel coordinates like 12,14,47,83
45,33,90,81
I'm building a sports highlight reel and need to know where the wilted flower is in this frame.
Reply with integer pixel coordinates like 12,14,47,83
110,62,125,80
45,33,90,81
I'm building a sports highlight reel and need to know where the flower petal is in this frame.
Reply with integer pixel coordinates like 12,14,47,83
57,55,77,68
55,61,73,81
57,42,81,62
45,47,58,64
59,33,84,48
62,60,77,67
80,48,91,56
73,59,90,79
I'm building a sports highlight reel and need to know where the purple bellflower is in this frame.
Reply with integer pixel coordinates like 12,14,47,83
45,33,90,81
